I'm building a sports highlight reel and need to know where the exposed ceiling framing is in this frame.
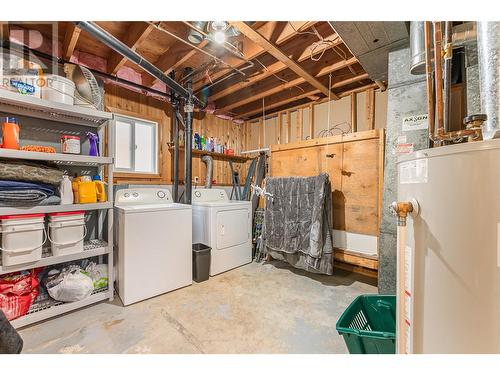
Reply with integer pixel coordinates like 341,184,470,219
6,21,379,119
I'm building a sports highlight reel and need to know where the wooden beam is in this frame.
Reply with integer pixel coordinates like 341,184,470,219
230,21,336,99
365,88,375,130
211,46,350,103
143,39,209,87
297,108,303,141
107,22,154,75
286,111,291,143
309,103,315,139
194,22,323,91
240,82,378,119
275,21,318,45
62,23,81,61
276,112,282,144
223,71,368,114
0,22,9,42
351,93,358,133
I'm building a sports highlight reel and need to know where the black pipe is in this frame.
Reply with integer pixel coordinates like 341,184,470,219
75,21,205,108
183,67,194,205
170,71,180,203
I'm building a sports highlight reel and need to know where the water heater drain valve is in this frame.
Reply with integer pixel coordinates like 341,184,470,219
390,198,420,226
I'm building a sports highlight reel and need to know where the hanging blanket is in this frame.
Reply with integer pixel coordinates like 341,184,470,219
264,173,334,275
0,180,56,206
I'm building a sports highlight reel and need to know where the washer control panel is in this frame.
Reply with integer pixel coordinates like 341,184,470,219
115,188,172,205
191,188,229,202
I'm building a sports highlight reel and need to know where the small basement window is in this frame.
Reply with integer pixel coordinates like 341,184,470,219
113,114,158,174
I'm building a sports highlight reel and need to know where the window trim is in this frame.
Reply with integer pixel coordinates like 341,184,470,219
112,111,160,177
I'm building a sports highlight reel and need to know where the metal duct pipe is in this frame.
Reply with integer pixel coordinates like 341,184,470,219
201,155,213,188
75,21,205,108
443,21,453,133
424,22,436,144
187,21,207,44
477,21,500,140
433,22,445,138
183,67,194,204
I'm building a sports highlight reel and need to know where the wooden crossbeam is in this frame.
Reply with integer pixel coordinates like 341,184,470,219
143,39,209,87
220,66,366,113
1,22,10,42
210,33,344,102
230,21,337,99
365,87,376,130
62,23,81,61
239,82,377,119
107,22,154,74
193,21,321,91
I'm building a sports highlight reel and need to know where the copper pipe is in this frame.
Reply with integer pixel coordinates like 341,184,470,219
443,21,453,133
433,22,445,139
424,21,436,143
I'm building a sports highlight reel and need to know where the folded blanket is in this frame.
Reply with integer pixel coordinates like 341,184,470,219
0,160,63,185
0,180,56,206
264,173,334,275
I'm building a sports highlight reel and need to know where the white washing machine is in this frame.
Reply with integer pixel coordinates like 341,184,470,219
115,188,192,305
192,188,252,276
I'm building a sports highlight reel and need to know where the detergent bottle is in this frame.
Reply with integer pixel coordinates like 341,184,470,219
92,175,107,202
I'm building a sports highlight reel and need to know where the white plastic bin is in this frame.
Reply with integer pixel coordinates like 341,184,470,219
48,211,86,256
0,214,46,266
41,74,75,105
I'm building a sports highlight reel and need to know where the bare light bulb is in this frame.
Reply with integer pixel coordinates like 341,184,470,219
214,30,226,44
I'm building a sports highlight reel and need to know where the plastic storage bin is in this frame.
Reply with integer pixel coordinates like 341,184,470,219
336,294,396,354
0,214,46,266
192,243,211,282
48,211,86,256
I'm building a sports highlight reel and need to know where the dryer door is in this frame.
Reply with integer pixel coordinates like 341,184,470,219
216,208,249,250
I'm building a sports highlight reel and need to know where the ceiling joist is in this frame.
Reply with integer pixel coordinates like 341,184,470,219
62,23,81,61
107,22,154,74
230,21,338,99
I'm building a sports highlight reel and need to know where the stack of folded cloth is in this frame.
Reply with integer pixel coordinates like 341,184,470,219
0,160,63,207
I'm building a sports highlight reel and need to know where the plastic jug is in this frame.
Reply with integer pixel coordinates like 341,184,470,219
60,175,74,204
1,117,20,150
92,176,106,202
72,176,97,204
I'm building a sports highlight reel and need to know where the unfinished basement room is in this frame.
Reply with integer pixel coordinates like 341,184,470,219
1,1,500,370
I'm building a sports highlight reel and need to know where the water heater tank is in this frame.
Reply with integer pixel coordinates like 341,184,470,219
397,139,500,353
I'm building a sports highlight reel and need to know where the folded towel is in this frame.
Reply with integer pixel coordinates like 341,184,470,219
0,160,63,185
0,180,56,206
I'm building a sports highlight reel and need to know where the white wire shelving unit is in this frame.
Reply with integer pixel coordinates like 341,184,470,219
0,90,114,329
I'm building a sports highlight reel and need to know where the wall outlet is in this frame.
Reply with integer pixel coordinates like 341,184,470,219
194,176,199,183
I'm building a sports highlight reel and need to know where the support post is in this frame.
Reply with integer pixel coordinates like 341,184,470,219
184,67,194,204
170,71,180,203
351,92,358,133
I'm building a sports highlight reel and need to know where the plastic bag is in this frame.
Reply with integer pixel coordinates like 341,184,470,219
0,270,39,320
85,262,108,289
44,266,93,302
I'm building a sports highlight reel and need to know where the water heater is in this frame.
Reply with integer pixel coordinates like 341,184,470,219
397,139,500,353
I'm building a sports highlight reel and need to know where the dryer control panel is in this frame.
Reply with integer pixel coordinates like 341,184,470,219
115,188,172,205
192,188,228,202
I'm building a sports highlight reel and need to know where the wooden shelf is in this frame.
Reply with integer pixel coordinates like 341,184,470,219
0,148,113,166
0,89,111,127
170,147,251,162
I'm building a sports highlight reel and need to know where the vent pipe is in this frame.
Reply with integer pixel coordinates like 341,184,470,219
183,67,194,204
477,21,500,140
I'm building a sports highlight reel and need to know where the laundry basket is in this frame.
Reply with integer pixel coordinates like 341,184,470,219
336,294,396,354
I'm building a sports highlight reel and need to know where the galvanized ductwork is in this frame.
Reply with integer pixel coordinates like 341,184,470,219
477,21,500,140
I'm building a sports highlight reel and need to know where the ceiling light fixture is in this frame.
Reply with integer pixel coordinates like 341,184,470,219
210,21,229,44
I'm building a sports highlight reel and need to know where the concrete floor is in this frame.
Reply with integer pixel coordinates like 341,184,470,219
19,260,377,354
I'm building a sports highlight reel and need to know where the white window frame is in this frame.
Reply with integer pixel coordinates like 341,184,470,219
112,113,159,175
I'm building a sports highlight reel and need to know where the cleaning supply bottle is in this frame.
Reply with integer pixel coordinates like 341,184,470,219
78,176,97,204
86,132,99,156
200,135,206,151
1,117,20,150
60,175,74,205
92,175,107,202
72,176,81,203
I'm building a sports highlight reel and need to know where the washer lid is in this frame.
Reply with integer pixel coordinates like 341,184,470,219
114,202,191,213
191,200,251,208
